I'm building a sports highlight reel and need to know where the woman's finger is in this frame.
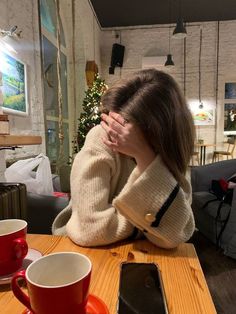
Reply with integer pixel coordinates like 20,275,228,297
102,137,118,150
109,112,128,126
100,121,119,140
101,113,125,132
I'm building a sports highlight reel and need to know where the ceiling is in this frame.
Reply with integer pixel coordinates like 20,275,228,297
90,0,236,28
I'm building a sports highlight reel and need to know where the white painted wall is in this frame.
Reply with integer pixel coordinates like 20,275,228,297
0,0,101,166
73,0,102,132
0,0,45,161
100,21,236,162
58,0,102,151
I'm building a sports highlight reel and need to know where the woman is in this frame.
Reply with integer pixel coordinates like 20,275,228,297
52,69,195,248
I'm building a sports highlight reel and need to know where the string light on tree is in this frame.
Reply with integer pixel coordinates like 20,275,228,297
76,74,107,151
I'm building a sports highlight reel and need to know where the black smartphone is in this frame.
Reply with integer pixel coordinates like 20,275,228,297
117,262,169,314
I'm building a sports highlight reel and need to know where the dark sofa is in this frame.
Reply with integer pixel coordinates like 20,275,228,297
27,192,69,234
26,173,70,234
191,159,236,259
2,161,71,235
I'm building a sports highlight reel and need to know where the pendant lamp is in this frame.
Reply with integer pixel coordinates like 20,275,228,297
165,54,175,67
198,28,203,108
165,26,175,67
173,18,187,38
173,0,187,39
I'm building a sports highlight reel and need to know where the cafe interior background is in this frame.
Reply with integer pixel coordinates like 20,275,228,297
0,0,236,180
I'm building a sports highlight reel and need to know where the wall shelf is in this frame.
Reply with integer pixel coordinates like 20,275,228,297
0,135,42,147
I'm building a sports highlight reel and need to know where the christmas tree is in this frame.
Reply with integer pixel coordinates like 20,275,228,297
77,74,107,151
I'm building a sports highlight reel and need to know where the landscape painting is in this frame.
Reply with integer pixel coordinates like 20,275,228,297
0,50,28,114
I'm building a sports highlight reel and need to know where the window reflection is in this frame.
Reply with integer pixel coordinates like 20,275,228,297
40,0,69,167
225,83,236,99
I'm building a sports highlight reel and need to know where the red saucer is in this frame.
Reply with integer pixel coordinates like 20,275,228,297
22,294,109,314
86,294,109,314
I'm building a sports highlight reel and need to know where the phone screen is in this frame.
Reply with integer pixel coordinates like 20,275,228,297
117,262,168,314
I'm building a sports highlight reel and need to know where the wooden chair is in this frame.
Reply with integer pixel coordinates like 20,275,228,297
191,151,200,166
212,137,236,162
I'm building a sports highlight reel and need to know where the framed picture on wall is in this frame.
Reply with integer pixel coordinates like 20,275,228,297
191,108,215,126
0,49,28,115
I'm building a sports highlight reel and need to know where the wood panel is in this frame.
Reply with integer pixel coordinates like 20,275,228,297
0,135,42,147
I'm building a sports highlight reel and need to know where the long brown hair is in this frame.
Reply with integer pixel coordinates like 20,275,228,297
101,69,195,185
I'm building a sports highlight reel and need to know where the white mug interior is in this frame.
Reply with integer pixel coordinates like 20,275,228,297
26,252,92,287
0,219,27,236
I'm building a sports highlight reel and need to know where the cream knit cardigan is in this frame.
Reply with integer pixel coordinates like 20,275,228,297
52,125,195,248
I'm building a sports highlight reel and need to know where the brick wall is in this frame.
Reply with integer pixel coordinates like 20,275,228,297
0,0,45,161
0,0,101,166
100,21,236,162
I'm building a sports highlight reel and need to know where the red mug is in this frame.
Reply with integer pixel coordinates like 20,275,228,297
11,252,92,314
0,219,28,276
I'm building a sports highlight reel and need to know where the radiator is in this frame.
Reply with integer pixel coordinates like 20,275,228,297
0,183,27,220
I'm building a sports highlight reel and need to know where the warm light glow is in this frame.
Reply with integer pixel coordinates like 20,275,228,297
0,39,17,54
172,32,187,39
188,99,214,110
188,99,216,126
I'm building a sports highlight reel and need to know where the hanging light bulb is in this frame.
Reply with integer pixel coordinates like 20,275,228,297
173,18,187,38
198,28,203,109
199,101,204,109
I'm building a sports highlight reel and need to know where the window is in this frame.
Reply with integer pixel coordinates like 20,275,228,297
224,82,236,135
39,0,69,168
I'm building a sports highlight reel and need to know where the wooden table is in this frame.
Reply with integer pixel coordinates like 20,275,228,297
194,143,216,165
0,234,217,314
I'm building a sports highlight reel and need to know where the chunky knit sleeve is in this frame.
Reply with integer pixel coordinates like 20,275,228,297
63,127,134,246
113,156,195,248
52,125,194,249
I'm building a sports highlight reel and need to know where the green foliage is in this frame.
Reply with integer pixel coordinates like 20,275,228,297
76,74,107,151
3,72,24,90
3,94,25,111
15,62,25,82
